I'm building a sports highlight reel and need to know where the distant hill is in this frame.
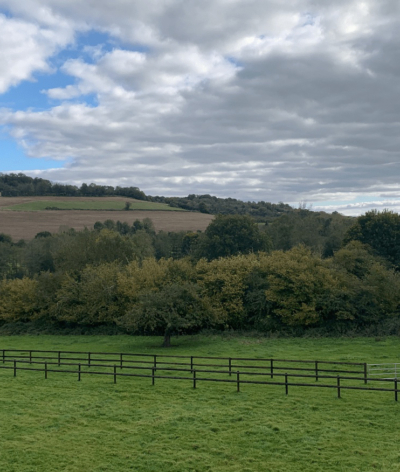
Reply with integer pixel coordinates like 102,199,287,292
0,172,293,221
151,194,293,221
0,174,356,256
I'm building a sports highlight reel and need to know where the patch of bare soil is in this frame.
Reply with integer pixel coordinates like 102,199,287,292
0,210,214,240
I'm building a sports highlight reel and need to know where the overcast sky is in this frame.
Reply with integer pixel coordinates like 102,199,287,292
1,1,400,215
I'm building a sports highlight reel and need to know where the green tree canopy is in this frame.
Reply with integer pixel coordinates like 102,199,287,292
199,214,271,260
119,283,214,347
264,246,339,326
344,210,400,268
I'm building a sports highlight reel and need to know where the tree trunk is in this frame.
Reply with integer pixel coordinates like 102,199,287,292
161,332,171,347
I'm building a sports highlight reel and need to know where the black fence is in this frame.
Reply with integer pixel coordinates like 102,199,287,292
0,349,398,401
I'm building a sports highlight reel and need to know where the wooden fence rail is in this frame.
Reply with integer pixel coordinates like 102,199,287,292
0,350,398,401
0,348,368,381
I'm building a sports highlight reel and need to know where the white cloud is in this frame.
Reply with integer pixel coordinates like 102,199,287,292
1,0,400,213
0,13,74,93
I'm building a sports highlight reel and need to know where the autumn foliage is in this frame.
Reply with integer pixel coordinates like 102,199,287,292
1,211,400,342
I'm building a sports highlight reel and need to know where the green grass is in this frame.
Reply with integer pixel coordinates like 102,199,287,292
3,201,186,211
0,334,399,472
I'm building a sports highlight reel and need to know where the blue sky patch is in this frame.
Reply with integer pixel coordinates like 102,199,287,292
0,137,65,171
0,70,75,111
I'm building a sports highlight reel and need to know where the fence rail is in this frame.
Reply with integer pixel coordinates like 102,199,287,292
0,349,398,401
368,363,400,380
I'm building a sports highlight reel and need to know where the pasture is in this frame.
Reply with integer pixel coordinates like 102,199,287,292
0,197,184,212
0,334,399,471
0,197,214,240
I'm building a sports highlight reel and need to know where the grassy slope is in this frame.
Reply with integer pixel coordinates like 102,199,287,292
2,201,185,211
0,334,399,472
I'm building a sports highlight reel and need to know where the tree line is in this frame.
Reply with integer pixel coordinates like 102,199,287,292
1,210,399,343
0,173,146,200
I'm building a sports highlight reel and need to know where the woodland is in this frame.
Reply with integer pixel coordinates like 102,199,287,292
1,184,400,344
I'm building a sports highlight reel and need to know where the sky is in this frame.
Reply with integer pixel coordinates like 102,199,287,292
1,1,400,215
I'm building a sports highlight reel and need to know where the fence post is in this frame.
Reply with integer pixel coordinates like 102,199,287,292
285,373,289,395
45,362,48,379
193,370,196,389
2,349,5,364
78,363,81,382
120,353,123,370
190,356,194,371
337,375,341,399
395,379,398,402
229,358,232,376
114,365,117,384
13,359,16,377
315,361,319,382
152,367,155,386
153,355,157,369
364,363,368,384
237,371,240,393
270,359,274,379
58,351,61,367
29,351,32,365
88,352,91,368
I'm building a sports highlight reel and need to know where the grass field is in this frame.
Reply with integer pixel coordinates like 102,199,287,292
0,334,399,471
2,200,184,212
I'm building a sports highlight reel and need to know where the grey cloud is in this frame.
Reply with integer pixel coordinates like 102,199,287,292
1,0,400,214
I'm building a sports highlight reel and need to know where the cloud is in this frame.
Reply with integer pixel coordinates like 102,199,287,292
314,199,400,216
0,13,74,93
1,0,400,214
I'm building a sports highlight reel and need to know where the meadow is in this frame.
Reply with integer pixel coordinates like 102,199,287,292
0,334,399,472
1,199,184,212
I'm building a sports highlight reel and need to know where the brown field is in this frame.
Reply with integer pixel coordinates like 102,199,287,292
0,197,214,240
0,210,214,240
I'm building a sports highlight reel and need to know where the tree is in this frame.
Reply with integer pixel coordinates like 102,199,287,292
328,241,400,325
199,214,271,260
265,246,339,326
196,253,261,329
344,210,400,268
0,235,25,279
53,262,123,325
0,277,38,322
117,257,196,306
53,228,154,273
332,241,375,278
265,210,353,255
0,233,13,244
119,283,213,347
35,231,52,239
23,236,56,275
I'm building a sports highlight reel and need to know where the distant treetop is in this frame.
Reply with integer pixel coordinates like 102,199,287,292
0,172,146,200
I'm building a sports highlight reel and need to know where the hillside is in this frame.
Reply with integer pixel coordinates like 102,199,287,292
0,174,354,245
0,196,185,212
0,196,213,240
0,173,294,221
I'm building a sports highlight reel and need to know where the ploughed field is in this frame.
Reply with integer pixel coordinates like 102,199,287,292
0,197,214,240
0,334,399,472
